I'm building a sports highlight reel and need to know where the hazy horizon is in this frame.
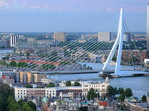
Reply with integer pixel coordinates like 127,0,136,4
0,0,147,32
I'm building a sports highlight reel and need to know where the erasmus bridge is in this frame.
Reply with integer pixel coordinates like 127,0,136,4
13,8,148,78
99,8,148,78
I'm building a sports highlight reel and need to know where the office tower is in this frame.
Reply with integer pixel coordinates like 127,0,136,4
123,32,131,43
27,38,36,43
10,35,19,47
19,72,33,84
98,32,111,42
34,74,47,83
147,3,149,58
53,32,66,42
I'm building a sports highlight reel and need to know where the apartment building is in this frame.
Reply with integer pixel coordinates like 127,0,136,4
15,87,56,101
14,78,109,101
18,72,47,84
81,77,110,96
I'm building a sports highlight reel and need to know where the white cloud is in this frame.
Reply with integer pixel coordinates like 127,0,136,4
23,0,27,5
0,0,9,8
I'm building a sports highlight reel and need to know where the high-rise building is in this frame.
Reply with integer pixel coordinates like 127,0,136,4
10,35,19,47
147,4,149,58
34,73,47,83
98,32,111,42
19,72,34,84
53,32,66,42
123,32,131,43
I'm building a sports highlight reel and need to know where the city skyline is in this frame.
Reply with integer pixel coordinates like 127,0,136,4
0,0,147,32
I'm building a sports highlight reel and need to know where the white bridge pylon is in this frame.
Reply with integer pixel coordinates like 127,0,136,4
101,8,148,76
102,8,123,75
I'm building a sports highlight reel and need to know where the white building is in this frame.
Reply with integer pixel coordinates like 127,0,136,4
10,35,19,47
53,32,66,42
14,78,110,101
15,87,27,101
81,77,110,96
98,32,111,42
41,78,53,84
88,53,102,62
123,32,131,43
45,88,57,97
15,87,56,101
144,59,149,66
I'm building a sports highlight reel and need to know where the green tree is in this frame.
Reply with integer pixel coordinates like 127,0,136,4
10,103,21,111
60,61,70,65
87,88,97,100
18,99,24,106
0,84,37,111
118,88,125,94
2,56,9,60
87,66,90,70
74,81,81,86
125,88,133,97
26,84,33,88
0,84,14,97
79,106,88,111
17,62,28,67
142,95,147,102
65,81,71,86
26,52,30,59
10,61,17,67
0,94,7,111
112,56,117,62
27,101,36,111
51,51,58,57
113,87,118,95
22,103,33,111
83,64,87,69
107,85,114,97
46,83,55,87
7,95,15,104
118,93,125,102
0,60,6,65
41,64,56,70
29,63,37,69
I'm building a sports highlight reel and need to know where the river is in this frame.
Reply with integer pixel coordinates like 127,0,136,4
47,62,149,98
0,49,13,59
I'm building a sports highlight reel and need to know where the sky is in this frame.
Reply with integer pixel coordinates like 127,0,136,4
0,0,148,32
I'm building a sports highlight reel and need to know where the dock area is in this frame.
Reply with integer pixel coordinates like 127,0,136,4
99,72,149,78
31,70,99,75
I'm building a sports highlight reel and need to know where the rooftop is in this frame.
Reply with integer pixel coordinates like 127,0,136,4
14,86,82,90
131,103,149,110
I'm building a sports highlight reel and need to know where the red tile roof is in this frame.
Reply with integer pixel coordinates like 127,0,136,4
7,60,61,66
99,101,108,107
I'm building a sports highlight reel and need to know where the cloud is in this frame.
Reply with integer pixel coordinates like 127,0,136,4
22,0,27,5
0,0,146,14
0,0,9,8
